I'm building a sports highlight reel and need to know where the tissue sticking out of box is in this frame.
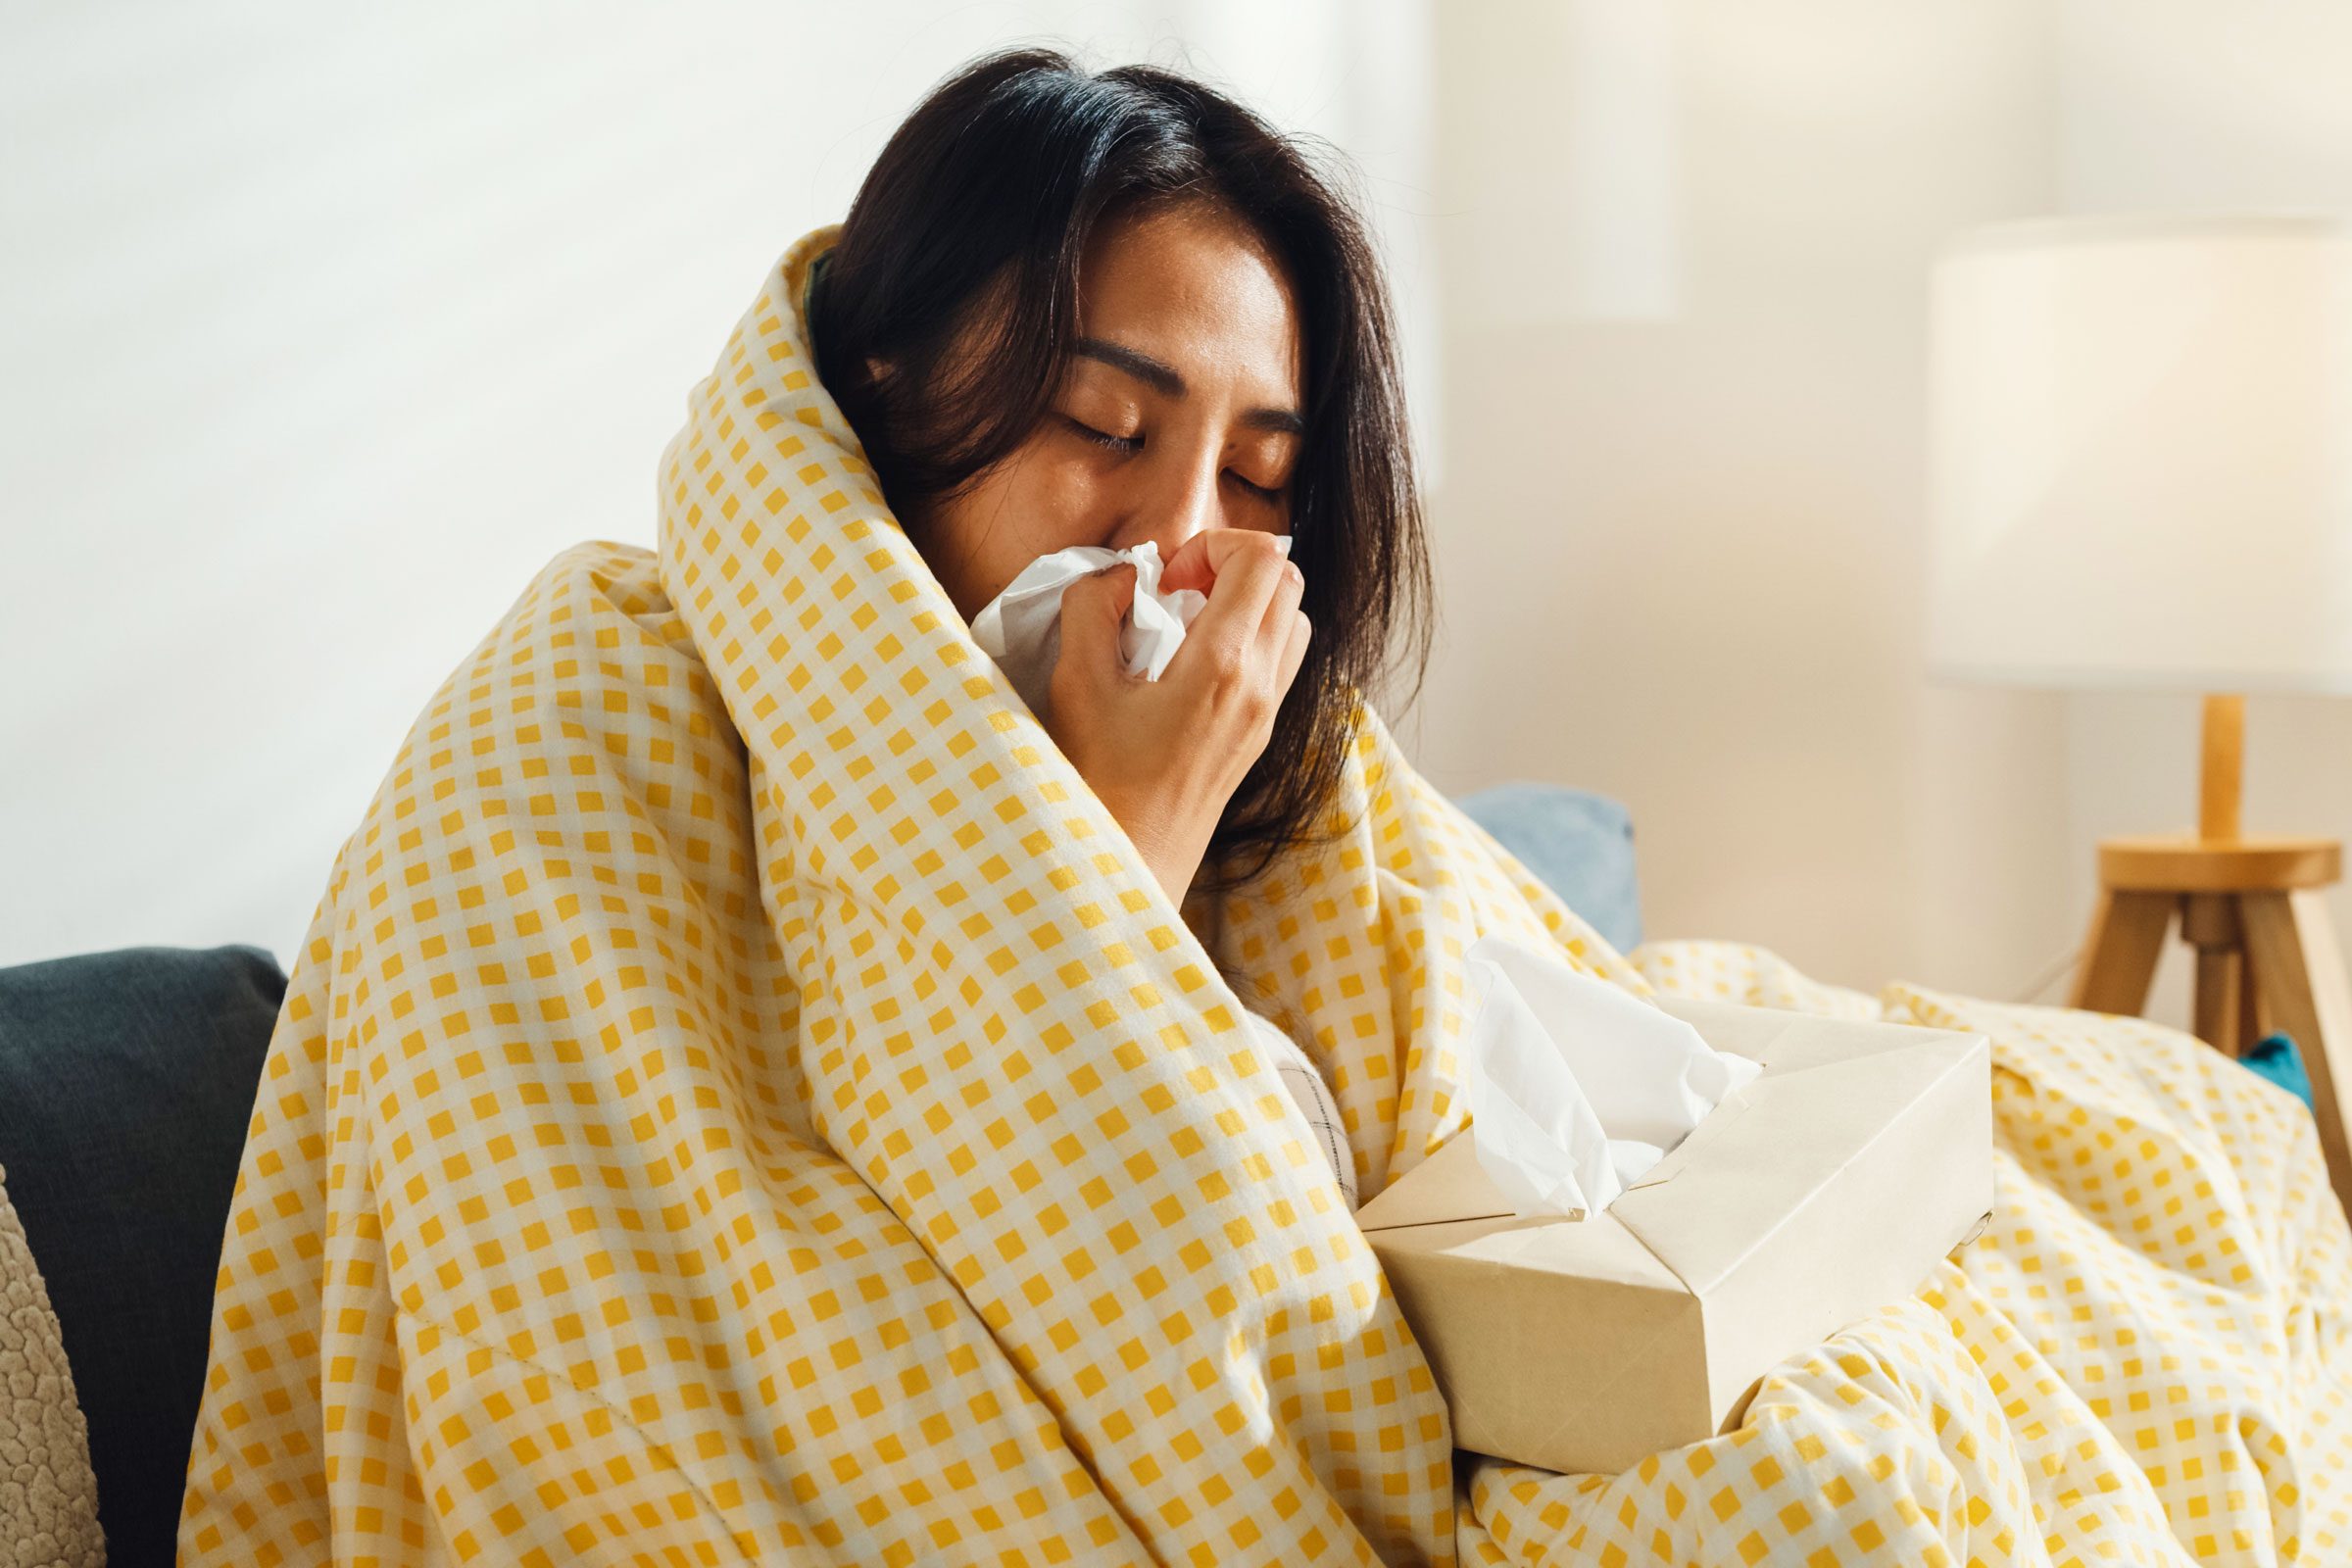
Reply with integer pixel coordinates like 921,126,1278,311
969,535,1294,721
1461,933,1763,1219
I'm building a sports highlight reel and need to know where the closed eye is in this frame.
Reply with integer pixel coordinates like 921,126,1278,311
1064,416,1287,503
1062,415,1140,454
1067,411,1289,503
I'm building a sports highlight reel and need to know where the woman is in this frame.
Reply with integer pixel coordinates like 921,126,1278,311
183,46,1521,1564
180,45,2352,1568
806,47,1427,915
807,48,1420,1210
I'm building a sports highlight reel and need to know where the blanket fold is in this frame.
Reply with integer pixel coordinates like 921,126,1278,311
177,222,2352,1567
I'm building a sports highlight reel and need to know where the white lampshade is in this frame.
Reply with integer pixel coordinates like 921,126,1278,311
1927,213,2352,695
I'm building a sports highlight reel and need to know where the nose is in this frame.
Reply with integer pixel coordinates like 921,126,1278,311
1119,440,1226,563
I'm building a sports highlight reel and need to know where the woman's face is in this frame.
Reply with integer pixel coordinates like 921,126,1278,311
897,201,1305,623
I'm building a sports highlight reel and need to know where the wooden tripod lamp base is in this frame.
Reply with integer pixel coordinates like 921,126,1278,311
2069,696,2352,1213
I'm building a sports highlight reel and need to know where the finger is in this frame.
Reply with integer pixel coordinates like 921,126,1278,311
1155,530,1222,596
1159,527,1290,597
1275,608,1310,696
1258,550,1305,643
1053,563,1137,683
1171,539,1293,671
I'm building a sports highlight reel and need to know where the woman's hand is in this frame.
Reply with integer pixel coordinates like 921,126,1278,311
1046,530,1310,906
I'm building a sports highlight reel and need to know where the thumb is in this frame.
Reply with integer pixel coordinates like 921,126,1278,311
1055,562,1137,677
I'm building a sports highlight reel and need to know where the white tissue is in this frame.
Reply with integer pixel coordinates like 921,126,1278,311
1461,932,1763,1219
969,535,1294,720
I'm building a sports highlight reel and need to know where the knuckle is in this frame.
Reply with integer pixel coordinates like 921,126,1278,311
1236,661,1279,717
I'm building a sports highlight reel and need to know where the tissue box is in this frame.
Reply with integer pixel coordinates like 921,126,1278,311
1357,995,1993,1477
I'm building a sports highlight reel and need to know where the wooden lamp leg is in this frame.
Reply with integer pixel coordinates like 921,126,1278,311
2183,894,2246,1057
2236,945,2268,1051
2069,889,2175,1015
2070,693,2351,1214
2243,890,2352,1210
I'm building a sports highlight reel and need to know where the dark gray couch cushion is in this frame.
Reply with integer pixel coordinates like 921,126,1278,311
0,944,286,1568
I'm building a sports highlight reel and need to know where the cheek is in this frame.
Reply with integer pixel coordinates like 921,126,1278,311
1023,454,1112,543
986,450,1111,556
926,447,1107,615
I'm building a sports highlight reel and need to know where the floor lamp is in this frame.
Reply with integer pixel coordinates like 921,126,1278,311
1926,213,2352,1214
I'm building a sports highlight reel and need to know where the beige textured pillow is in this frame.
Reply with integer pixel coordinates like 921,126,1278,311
0,1161,103,1568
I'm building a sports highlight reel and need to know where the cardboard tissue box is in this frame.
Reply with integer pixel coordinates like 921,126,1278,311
1358,994,1994,1477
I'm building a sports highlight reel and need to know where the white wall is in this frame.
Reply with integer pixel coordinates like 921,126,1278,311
1409,0,2080,1000
0,1,1433,970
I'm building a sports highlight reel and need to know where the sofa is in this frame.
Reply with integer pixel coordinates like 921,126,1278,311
0,782,1640,1568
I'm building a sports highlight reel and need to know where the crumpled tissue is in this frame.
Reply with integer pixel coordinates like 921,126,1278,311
1461,931,1763,1219
969,535,1293,720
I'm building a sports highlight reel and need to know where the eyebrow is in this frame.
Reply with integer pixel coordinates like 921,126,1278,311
1072,336,1306,437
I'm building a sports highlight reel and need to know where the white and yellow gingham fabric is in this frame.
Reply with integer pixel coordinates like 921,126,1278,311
178,224,2352,1566
1458,941,2352,1565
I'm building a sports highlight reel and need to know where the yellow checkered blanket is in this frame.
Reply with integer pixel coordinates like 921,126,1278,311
179,225,2352,1565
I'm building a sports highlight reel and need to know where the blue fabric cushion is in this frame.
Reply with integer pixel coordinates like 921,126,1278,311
0,944,286,1568
2242,1032,2317,1114
1456,782,1642,955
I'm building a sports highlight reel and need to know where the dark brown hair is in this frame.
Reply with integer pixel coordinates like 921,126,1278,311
809,45,1434,895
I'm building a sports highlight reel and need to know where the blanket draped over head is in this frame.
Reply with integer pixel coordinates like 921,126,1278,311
180,223,2352,1566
